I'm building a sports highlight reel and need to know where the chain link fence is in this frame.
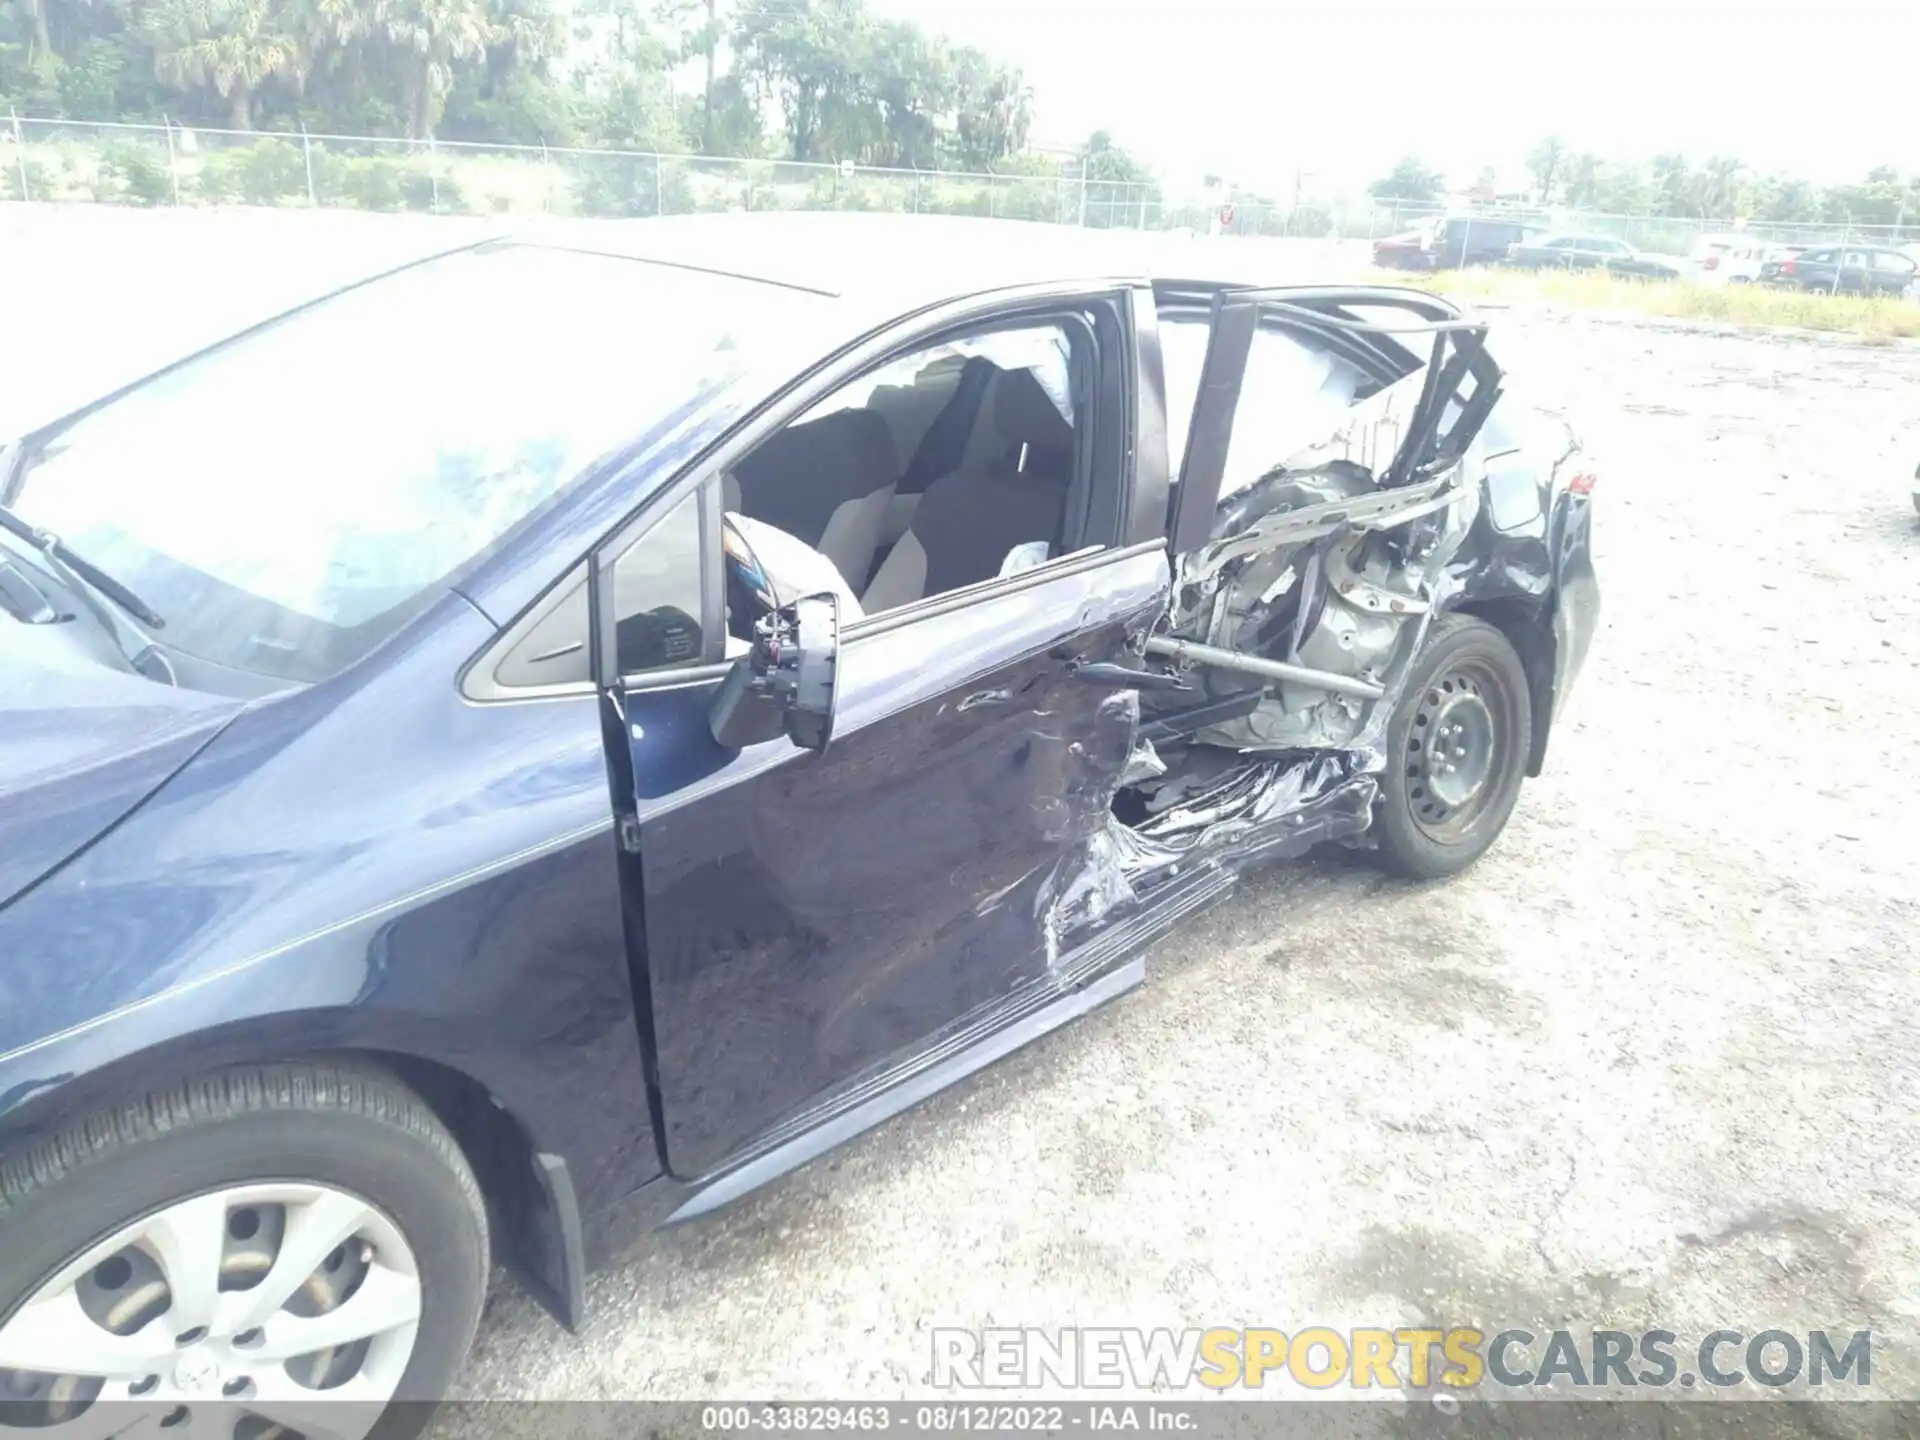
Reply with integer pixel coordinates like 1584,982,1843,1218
5,117,1913,256
0,116,1132,225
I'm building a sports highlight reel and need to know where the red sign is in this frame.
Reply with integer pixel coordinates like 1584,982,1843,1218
1219,203,1236,228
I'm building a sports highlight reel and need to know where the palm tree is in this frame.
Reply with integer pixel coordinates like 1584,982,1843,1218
377,0,501,139
20,0,53,60
144,0,305,128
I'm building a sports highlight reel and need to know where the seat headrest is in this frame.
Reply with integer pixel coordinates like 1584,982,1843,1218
989,367,1075,454
738,407,898,489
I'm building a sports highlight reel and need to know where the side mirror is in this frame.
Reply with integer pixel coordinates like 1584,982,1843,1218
707,591,841,754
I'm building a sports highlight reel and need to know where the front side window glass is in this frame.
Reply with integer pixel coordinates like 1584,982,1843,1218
612,489,709,676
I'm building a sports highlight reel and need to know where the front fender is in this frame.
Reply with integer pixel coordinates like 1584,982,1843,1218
0,594,662,1245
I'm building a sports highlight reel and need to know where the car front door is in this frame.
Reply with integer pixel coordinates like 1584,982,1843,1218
1799,249,1838,289
602,289,1174,1180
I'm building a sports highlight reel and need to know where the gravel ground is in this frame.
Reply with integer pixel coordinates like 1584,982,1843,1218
5,208,1917,1426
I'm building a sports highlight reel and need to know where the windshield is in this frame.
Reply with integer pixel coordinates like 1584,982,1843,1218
9,244,822,683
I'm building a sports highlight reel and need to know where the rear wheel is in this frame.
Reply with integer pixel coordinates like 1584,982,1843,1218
0,1063,488,1440
1371,615,1532,881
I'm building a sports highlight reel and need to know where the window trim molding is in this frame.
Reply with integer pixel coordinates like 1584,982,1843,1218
840,538,1162,643
457,560,593,704
459,481,721,704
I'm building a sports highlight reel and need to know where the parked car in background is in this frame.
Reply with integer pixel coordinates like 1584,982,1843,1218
1689,234,1772,284
1505,233,1685,279
1758,244,1917,296
0,213,1599,1436
1371,228,1434,270
1373,215,1542,270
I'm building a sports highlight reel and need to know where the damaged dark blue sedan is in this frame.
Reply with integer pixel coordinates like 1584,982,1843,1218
0,214,1597,1435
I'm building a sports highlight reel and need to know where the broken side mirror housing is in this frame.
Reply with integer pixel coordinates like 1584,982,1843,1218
707,591,841,754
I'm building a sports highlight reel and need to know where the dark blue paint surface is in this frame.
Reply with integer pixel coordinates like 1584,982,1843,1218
632,548,1168,1176
0,619,240,909
0,588,663,1242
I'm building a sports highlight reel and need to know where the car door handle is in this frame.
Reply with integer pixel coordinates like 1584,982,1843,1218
1070,661,1191,692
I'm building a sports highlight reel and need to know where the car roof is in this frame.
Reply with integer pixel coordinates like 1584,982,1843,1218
497,212,1339,309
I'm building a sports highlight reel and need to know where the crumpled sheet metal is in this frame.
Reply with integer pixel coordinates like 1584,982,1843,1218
1037,823,1142,974
1122,458,1486,886
1111,750,1377,885
1028,464,1490,978
1032,690,1145,970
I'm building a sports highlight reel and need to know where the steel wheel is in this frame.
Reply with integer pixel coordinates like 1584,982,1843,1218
1403,659,1512,844
0,1183,419,1440
1371,614,1533,881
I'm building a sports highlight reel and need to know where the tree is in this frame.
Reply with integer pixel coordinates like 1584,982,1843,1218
376,0,500,138
1368,154,1443,202
1694,154,1744,220
1076,128,1157,226
436,0,570,143
1525,134,1565,204
864,17,949,168
21,0,52,58
574,19,682,154
141,0,304,127
731,0,871,162
1592,162,1652,216
1562,151,1602,209
949,46,1028,170
1650,151,1692,216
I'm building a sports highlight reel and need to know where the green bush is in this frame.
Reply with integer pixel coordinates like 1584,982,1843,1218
941,186,997,218
399,166,461,212
98,137,172,206
804,174,889,211
323,155,406,211
190,151,236,204
0,154,56,202
573,155,692,217
38,141,96,202
993,180,1063,223
219,138,308,206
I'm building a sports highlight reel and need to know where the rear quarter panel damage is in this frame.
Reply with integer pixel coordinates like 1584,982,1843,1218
1111,370,1593,889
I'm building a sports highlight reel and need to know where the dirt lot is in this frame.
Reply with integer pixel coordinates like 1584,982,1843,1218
6,209,1918,1424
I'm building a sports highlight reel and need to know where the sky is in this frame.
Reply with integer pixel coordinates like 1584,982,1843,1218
862,0,1920,197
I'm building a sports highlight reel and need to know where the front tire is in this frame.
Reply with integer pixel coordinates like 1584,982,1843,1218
1371,615,1532,881
0,1063,488,1440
